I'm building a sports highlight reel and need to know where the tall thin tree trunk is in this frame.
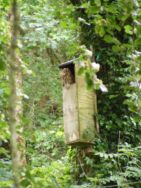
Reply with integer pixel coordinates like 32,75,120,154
9,0,26,187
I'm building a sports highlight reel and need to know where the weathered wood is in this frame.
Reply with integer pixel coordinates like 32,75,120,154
61,61,98,144
63,83,79,143
76,64,95,143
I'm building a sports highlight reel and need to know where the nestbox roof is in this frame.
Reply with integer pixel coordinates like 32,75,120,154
58,59,76,69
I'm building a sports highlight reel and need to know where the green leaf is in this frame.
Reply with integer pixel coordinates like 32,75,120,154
104,35,120,44
112,45,121,52
124,25,133,35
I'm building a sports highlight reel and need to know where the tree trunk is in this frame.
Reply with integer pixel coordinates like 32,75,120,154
8,0,26,187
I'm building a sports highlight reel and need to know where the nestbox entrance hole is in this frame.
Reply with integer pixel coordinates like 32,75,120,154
67,63,75,83
59,61,75,87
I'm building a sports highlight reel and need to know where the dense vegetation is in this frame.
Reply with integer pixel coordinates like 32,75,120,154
0,0,141,187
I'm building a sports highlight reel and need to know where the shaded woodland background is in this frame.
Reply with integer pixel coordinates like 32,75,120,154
0,0,141,187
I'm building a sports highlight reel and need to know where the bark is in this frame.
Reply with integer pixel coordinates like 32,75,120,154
9,0,26,187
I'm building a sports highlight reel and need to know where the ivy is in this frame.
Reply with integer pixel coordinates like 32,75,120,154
0,0,141,187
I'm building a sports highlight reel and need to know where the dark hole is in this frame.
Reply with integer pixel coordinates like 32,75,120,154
67,63,75,83
59,61,75,83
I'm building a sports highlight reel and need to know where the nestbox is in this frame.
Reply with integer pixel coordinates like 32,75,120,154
59,60,98,145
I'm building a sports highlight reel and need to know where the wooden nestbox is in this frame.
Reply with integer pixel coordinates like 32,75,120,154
59,60,98,145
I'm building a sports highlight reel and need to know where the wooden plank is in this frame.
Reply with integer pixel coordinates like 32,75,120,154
76,64,96,143
63,83,79,143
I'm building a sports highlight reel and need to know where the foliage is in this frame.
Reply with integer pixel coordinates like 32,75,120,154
0,0,141,187
0,2,11,186
88,144,141,187
70,0,141,148
21,158,72,188
67,0,141,187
